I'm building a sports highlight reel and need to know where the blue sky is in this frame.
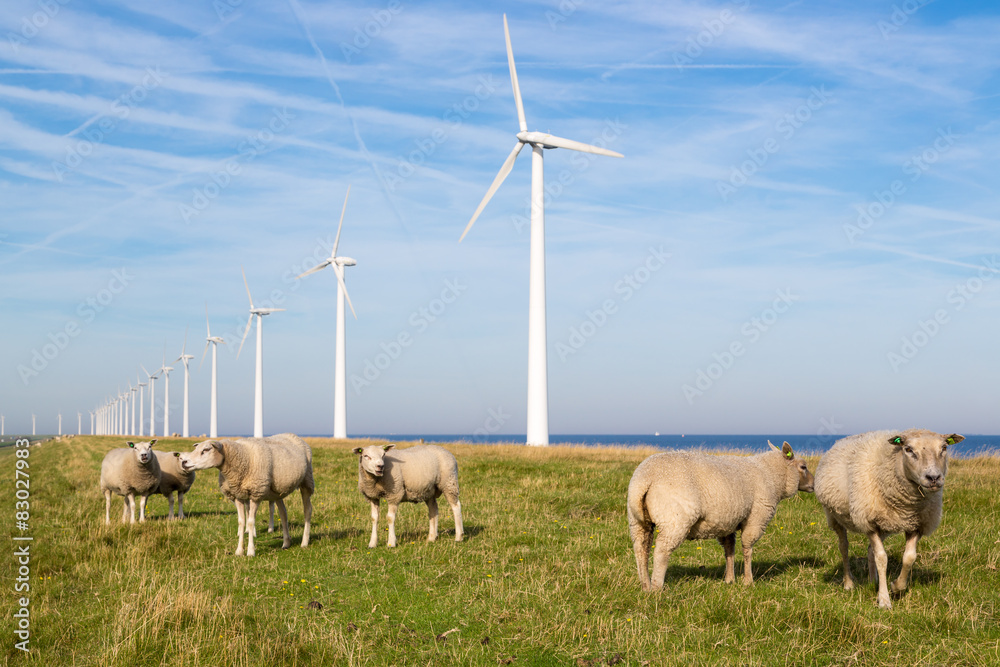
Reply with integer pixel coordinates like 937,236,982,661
2,0,999,438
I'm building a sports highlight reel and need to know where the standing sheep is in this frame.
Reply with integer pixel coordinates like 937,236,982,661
179,433,314,557
152,451,196,520
814,429,963,609
100,439,162,525
354,444,464,548
627,441,814,591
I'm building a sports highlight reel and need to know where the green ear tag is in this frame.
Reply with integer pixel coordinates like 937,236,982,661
893,437,902,445
946,437,955,445
785,451,793,459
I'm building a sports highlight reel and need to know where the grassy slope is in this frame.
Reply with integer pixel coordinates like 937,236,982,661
1,437,998,666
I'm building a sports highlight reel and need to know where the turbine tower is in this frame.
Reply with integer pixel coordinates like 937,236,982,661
130,383,138,435
297,186,358,439
160,350,174,437
89,410,95,435
459,15,623,446
202,305,226,438
238,268,285,438
31,413,35,436
176,327,195,438
137,373,147,437
77,411,81,435
58,412,62,436
143,364,161,438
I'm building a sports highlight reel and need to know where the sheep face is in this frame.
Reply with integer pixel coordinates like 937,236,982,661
126,439,156,465
771,441,814,494
889,430,963,492
178,440,225,472
354,444,394,477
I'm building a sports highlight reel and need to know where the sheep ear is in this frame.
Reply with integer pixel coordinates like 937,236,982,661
149,439,157,447
888,435,906,447
944,434,964,446
352,447,363,455
173,452,180,457
127,442,135,448
383,444,395,451
767,440,780,452
211,441,224,453
781,441,794,460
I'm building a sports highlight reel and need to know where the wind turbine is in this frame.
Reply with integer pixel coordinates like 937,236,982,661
136,373,147,437
1,414,4,437
238,267,284,438
89,410,95,435
459,15,624,446
58,412,62,436
160,349,174,437
176,327,195,438
143,364,161,437
130,383,138,435
297,186,358,439
31,413,35,436
77,411,82,435
202,305,226,438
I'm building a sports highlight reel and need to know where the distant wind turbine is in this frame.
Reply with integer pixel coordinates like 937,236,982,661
459,15,624,446
176,327,195,438
137,373,147,437
130,383,138,435
238,268,285,438
58,412,62,436
89,410,95,435
297,186,358,439
160,349,174,437
1,414,4,437
202,305,226,438
77,411,82,436
31,413,35,436
143,364,161,437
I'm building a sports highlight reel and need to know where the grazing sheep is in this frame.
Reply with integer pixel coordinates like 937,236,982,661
814,429,963,609
100,439,162,525
627,441,814,591
179,434,313,556
152,451,196,520
354,444,464,548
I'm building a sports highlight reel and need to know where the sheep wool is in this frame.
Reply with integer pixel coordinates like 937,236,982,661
627,441,814,591
99,439,162,525
152,451,197,520
814,428,963,609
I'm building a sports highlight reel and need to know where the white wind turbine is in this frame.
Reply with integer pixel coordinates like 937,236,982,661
89,410,95,435
129,383,137,435
238,268,285,438
160,349,174,437
143,364,161,437
176,327,195,438
31,413,35,436
459,15,624,446
202,305,226,438
297,186,358,439
58,412,62,436
77,411,82,436
136,373,147,437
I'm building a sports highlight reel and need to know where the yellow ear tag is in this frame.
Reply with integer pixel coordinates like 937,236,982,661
785,451,793,460
946,437,955,445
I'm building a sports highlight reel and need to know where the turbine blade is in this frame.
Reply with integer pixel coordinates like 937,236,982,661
296,259,332,280
503,14,527,133
527,132,624,157
333,263,358,320
199,340,209,371
182,325,189,356
205,302,212,338
237,313,253,359
140,364,151,379
460,141,524,242
241,265,255,309
332,185,351,258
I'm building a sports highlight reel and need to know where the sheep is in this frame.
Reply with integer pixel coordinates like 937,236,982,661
813,429,963,609
354,444,464,548
179,433,314,556
218,471,282,534
100,439,162,525
627,441,814,591
151,451,196,520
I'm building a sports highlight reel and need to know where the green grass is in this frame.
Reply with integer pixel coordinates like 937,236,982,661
2,437,999,666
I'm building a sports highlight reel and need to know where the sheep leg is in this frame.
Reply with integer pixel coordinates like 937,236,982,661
718,534,737,584
892,531,920,593
177,492,185,520
868,531,892,609
387,503,398,548
168,492,175,520
268,501,275,533
104,489,112,526
867,541,877,583
138,494,148,523
831,519,855,591
127,493,137,524
740,524,766,586
300,486,312,548
427,497,439,542
122,495,130,523
246,499,259,557
368,500,380,548
276,499,291,549
449,497,463,542
234,500,247,556
649,530,686,591
629,518,654,592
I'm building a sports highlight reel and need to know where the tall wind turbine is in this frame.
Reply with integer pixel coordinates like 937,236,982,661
202,305,226,438
459,15,624,446
160,350,174,437
77,411,82,435
297,186,358,439
136,373,147,437
143,364,161,437
89,410,95,435
238,268,285,438
31,413,35,436
130,383,138,435
176,328,195,438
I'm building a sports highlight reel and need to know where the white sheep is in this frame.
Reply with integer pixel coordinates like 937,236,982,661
813,428,963,609
354,444,464,548
152,451,196,520
627,441,814,591
179,433,314,557
100,439,162,525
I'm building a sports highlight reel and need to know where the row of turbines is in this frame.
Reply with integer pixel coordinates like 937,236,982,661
48,16,619,446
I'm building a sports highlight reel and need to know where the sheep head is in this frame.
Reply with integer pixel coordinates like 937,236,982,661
126,439,156,465
888,429,963,492
769,440,814,494
178,439,225,472
354,444,394,477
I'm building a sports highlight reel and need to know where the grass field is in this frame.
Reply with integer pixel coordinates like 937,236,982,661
2,436,998,666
